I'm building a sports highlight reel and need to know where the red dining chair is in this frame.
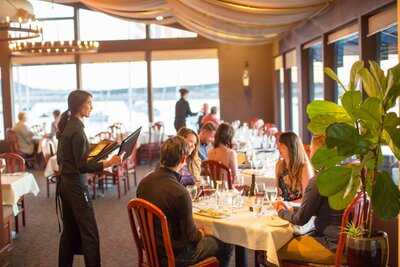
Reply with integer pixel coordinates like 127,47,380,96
201,160,233,190
5,129,36,169
139,122,164,165
279,192,369,267
127,198,219,267
124,146,138,188
0,152,27,233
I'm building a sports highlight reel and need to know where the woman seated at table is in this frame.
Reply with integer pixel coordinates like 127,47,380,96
275,132,313,202
273,135,343,265
177,128,201,186
208,122,238,180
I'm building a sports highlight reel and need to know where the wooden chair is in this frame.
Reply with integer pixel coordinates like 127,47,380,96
0,153,27,234
5,129,36,169
201,160,233,190
41,138,57,198
124,146,138,188
127,198,219,267
280,192,369,267
139,122,164,165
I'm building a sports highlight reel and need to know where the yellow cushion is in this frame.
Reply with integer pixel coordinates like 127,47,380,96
278,236,335,265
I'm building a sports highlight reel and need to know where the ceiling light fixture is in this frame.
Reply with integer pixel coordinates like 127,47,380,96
9,40,100,56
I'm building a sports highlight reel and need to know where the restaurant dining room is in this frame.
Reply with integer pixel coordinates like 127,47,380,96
0,0,399,266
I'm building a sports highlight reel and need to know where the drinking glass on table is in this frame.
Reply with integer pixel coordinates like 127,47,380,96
0,158,6,174
187,185,198,201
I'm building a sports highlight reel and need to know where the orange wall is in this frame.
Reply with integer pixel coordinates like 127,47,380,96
218,43,274,124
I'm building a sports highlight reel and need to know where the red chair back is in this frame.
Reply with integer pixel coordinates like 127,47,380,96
0,152,26,173
335,192,370,267
5,129,19,153
149,122,164,144
201,160,233,189
127,198,175,267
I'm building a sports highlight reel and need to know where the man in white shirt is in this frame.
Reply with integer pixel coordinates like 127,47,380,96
12,112,35,155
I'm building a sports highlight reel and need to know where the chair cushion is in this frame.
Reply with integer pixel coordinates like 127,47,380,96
278,236,335,265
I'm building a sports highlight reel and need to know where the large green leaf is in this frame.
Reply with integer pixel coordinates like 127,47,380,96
356,97,382,130
325,67,346,92
369,61,387,94
383,112,400,129
326,123,370,156
341,90,361,120
311,147,346,170
328,170,360,210
383,68,400,111
317,166,352,196
308,114,352,135
382,128,400,159
349,61,364,91
359,68,380,98
372,171,400,219
307,100,348,119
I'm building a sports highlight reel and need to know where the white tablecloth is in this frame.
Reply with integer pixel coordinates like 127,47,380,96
193,202,293,266
44,155,59,177
2,172,40,215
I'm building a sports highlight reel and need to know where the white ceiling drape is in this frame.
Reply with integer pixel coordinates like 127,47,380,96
54,0,332,45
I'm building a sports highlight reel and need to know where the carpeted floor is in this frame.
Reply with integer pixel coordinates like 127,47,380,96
10,166,255,267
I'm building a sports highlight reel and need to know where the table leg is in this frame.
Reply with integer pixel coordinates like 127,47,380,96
235,245,248,267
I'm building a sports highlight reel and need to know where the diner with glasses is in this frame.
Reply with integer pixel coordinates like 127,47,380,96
0,0,399,267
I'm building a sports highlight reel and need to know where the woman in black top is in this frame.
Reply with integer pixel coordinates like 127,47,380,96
56,90,122,267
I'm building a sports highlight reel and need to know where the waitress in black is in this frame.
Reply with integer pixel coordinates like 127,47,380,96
56,90,122,267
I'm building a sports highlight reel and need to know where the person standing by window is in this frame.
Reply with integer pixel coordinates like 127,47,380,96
174,88,197,132
56,90,123,267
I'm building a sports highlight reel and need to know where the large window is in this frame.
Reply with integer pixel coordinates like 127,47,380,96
29,0,74,42
277,69,285,131
290,67,299,134
333,34,359,102
79,9,146,41
308,43,324,101
150,24,197,39
81,61,148,137
12,64,76,132
152,58,219,135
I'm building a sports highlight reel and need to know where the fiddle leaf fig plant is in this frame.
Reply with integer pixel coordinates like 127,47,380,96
307,61,400,235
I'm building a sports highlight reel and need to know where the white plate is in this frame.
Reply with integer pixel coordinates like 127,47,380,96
264,216,289,227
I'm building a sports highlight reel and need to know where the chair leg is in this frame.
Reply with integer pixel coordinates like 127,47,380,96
133,170,137,187
92,176,96,200
15,215,19,234
117,178,121,199
126,171,130,191
22,198,26,226
124,178,127,195
46,179,50,198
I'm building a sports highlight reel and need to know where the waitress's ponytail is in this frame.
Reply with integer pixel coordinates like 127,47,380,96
56,110,70,139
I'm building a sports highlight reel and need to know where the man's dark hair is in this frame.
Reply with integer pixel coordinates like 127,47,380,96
179,88,189,97
160,136,190,167
210,106,217,115
200,122,216,132
53,109,61,117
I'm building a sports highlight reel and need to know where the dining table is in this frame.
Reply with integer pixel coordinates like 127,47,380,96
193,196,294,267
1,172,40,215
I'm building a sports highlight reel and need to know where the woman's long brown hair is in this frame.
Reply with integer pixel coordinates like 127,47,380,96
177,128,201,179
278,132,309,191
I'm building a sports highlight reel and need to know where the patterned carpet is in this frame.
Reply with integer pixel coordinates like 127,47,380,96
10,166,255,267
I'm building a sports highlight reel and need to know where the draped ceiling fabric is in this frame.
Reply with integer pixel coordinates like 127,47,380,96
54,0,333,45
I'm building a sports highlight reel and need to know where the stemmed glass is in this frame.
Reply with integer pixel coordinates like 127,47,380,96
187,185,198,201
0,159,6,174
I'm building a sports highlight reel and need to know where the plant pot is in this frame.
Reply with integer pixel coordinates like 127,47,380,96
346,231,388,267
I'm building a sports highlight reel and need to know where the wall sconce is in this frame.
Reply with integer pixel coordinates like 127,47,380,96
242,61,250,88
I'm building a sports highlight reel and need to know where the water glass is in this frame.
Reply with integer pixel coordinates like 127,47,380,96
187,185,198,201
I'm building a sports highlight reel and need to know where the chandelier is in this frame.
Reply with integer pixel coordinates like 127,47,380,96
0,0,42,42
9,40,100,56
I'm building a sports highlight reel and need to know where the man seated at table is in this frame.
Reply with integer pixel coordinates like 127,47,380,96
12,112,36,156
198,122,216,161
137,136,232,266
273,135,343,265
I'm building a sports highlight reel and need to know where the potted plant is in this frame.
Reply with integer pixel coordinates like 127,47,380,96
307,61,400,266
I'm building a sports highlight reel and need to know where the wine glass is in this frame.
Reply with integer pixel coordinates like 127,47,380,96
0,159,6,174
187,185,198,201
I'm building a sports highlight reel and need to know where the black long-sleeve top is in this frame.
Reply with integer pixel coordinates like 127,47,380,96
136,167,202,254
175,98,197,123
278,177,343,250
57,116,103,176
